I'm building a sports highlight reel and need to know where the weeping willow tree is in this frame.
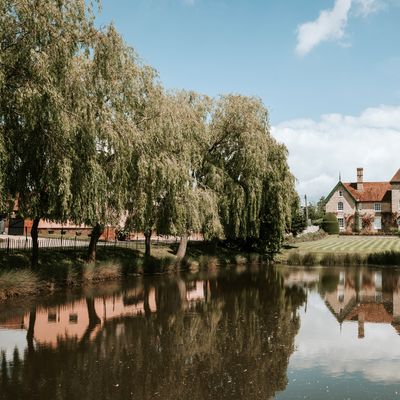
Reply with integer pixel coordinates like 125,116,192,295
0,117,5,212
203,95,295,256
69,25,156,262
0,0,98,267
127,90,223,257
155,91,223,259
0,14,5,212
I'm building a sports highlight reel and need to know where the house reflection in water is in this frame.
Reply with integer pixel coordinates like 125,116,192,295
325,269,400,338
0,280,206,349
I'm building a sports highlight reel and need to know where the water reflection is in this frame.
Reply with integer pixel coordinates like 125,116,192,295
324,269,400,338
1,266,400,399
278,267,400,399
0,268,306,400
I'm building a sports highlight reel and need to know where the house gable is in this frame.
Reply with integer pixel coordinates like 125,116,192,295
390,169,400,184
325,181,357,204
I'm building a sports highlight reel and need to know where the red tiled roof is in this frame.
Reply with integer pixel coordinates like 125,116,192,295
346,303,393,324
392,323,400,335
391,169,400,183
343,182,392,202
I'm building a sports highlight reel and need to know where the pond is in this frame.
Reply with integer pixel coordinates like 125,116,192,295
0,264,400,399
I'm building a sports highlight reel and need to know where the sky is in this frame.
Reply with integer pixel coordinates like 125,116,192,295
97,0,400,201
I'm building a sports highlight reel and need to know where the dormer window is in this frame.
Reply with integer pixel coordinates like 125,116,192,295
338,202,344,211
374,203,381,212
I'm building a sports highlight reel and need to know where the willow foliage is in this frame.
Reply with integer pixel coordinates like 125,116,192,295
0,0,97,221
205,95,295,254
69,25,153,228
0,0,297,262
127,90,223,242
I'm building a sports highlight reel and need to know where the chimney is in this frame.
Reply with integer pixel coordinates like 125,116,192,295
357,168,364,191
358,312,365,339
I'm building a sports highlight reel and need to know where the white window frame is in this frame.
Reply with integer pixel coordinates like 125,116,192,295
338,202,344,211
338,217,344,229
374,203,381,212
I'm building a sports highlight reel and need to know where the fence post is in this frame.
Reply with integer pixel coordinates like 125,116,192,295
74,236,77,252
7,238,10,254
60,235,63,250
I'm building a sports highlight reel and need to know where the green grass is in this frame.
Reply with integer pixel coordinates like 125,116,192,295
286,235,400,256
281,235,400,267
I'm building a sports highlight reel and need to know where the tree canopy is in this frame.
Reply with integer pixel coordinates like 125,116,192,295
0,0,299,265
201,95,296,255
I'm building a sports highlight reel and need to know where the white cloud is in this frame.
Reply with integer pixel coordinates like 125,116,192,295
295,0,384,56
354,0,383,16
296,0,352,56
271,105,400,202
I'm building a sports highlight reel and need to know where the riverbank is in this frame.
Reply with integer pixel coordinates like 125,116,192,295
0,242,268,302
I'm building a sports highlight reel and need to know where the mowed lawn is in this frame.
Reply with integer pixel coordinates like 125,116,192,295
288,235,400,255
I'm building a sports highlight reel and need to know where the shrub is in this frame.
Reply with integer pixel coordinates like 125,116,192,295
286,230,327,244
0,270,39,301
287,252,317,266
367,251,400,266
287,252,302,266
321,213,339,235
320,253,366,266
320,253,338,267
302,252,317,266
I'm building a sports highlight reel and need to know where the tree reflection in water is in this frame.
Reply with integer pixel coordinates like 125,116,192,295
0,267,306,400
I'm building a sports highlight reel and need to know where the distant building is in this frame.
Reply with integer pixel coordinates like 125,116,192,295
325,168,400,232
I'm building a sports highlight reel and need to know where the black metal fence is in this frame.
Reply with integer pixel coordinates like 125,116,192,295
0,236,180,254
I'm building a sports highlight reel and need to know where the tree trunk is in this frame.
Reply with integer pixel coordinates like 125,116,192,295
31,217,40,269
144,229,151,257
176,232,189,259
143,283,151,318
26,309,36,353
87,223,104,263
86,298,101,327
80,298,101,344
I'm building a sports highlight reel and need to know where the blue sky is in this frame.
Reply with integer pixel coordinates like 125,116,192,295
98,0,400,200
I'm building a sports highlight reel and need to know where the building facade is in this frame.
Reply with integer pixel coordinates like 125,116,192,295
325,168,400,233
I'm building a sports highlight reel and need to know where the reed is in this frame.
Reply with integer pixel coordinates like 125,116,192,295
0,270,39,301
287,252,302,266
367,251,400,266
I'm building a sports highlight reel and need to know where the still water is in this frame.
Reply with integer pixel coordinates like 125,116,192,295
0,265,400,399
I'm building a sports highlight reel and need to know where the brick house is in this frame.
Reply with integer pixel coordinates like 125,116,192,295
325,168,400,232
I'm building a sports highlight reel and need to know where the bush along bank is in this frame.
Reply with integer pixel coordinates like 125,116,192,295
286,250,400,267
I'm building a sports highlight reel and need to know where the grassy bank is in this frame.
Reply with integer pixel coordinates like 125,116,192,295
284,250,400,267
279,235,400,267
0,242,269,302
285,235,400,255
